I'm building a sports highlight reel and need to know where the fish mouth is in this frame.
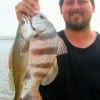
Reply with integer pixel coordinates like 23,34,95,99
31,23,46,30
32,27,46,37
32,26,46,32
30,24,46,38
30,22,46,35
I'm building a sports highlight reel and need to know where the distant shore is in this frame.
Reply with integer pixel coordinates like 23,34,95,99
0,36,15,40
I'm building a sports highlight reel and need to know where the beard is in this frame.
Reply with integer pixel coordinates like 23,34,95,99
64,11,92,31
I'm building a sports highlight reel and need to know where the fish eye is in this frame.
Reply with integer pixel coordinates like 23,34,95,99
40,15,45,19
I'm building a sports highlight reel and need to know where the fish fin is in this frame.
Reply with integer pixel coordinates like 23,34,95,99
20,41,29,55
22,71,31,88
41,61,58,85
8,68,15,91
23,71,31,81
57,36,68,55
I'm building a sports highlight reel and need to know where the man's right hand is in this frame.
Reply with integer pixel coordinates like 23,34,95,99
15,0,40,21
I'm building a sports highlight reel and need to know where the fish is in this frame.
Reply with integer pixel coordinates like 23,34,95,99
10,12,67,100
10,15,35,100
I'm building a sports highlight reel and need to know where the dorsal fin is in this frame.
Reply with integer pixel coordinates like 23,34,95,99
57,36,68,55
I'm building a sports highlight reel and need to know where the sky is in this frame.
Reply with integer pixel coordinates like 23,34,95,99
0,0,100,36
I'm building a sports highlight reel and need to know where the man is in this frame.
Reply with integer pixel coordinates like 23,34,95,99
10,0,100,99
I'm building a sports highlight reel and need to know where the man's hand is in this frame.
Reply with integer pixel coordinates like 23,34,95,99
15,0,40,21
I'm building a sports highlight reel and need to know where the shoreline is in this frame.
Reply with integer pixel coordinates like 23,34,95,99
0,36,15,40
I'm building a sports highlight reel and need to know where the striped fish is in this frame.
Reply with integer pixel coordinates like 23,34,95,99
22,13,67,100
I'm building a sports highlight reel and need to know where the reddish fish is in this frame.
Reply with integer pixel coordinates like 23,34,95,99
10,15,35,100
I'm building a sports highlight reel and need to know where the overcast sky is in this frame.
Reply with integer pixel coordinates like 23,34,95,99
0,0,100,36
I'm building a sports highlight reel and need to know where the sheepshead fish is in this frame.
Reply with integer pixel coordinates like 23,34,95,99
22,13,67,100
11,12,67,100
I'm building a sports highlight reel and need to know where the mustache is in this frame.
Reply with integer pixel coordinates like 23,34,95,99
69,10,84,16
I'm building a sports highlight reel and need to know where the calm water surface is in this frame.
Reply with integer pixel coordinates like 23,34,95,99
0,39,14,99
0,39,30,100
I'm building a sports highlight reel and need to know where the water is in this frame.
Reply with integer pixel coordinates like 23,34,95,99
0,39,14,99
0,39,30,100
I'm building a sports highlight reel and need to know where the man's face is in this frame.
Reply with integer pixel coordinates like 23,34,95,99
60,0,95,30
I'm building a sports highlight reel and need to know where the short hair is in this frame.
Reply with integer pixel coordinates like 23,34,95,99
59,0,94,7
